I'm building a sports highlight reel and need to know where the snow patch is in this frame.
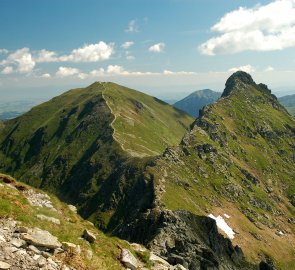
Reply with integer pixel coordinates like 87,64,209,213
208,214,235,239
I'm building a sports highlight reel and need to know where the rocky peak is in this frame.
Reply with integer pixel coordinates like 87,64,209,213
221,71,256,97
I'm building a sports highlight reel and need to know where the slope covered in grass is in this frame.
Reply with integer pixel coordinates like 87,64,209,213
146,72,295,269
0,173,136,270
102,82,193,157
0,82,192,230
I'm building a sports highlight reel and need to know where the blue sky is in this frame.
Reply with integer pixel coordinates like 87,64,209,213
1,0,295,102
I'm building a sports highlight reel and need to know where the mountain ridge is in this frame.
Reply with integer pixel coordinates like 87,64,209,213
0,73,294,269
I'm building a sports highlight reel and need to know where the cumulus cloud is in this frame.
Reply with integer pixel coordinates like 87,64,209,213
59,42,114,62
35,50,58,62
0,41,114,75
107,65,127,75
1,66,13,74
0,49,8,54
228,64,256,73
2,48,35,73
125,20,139,33
56,66,80,77
121,41,134,49
149,43,165,53
199,0,295,55
90,68,105,77
40,73,51,78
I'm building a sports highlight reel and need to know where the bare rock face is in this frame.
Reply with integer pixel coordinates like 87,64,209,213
120,248,138,270
21,228,62,249
222,71,255,98
118,208,254,270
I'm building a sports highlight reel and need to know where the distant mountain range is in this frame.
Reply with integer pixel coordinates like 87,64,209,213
279,94,295,115
173,89,221,117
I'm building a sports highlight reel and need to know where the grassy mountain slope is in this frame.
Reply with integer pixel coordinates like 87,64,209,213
0,82,192,229
173,89,221,117
279,93,295,115
102,82,193,157
145,72,295,269
0,173,137,270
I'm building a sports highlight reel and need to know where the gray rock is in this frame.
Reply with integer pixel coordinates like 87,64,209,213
62,242,76,251
10,238,26,248
150,253,170,266
120,249,138,270
36,214,60,225
68,205,77,213
27,245,41,254
38,257,47,267
172,264,187,270
82,229,96,243
0,261,10,269
0,235,6,242
21,228,62,249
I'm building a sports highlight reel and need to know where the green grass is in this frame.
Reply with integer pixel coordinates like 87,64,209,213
0,174,150,270
149,81,295,269
102,82,194,157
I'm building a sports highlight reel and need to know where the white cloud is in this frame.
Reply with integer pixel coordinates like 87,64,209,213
264,66,274,72
2,48,35,73
199,0,295,55
125,20,139,33
40,73,51,78
163,70,196,75
107,65,126,75
121,41,134,49
0,49,8,54
0,42,114,75
56,66,80,77
90,68,105,77
59,42,114,62
1,66,13,74
149,43,165,53
77,73,88,80
35,49,58,62
228,64,256,73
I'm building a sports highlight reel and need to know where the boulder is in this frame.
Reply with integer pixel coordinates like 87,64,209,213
10,238,26,248
21,228,62,249
62,241,77,251
68,204,77,213
82,229,96,243
36,214,60,225
173,264,187,270
0,261,10,270
120,248,138,270
150,253,170,266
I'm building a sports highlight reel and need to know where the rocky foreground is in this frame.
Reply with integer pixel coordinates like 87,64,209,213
0,174,189,270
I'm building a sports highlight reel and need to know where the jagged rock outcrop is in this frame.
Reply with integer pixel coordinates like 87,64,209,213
117,208,253,270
